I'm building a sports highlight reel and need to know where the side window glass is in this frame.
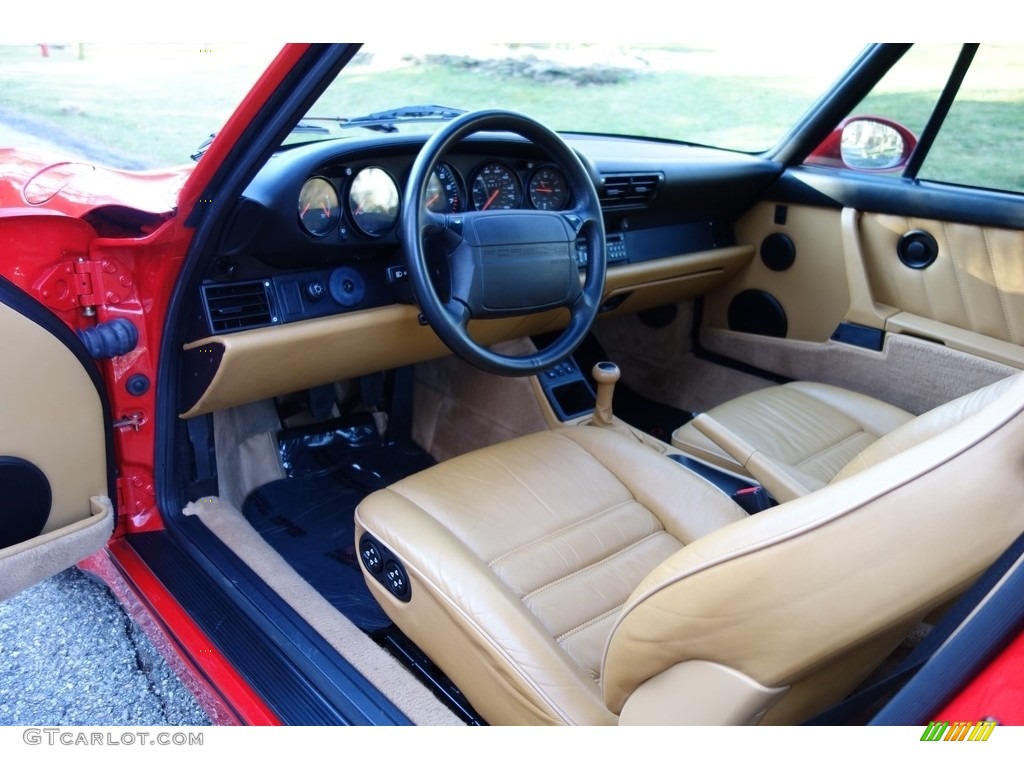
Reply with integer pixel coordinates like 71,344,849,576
918,45,1024,194
805,45,958,175
854,44,959,141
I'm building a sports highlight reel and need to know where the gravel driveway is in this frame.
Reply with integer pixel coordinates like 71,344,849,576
0,569,209,726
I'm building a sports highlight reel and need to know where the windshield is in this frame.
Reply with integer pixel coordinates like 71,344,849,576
0,42,868,171
304,43,868,152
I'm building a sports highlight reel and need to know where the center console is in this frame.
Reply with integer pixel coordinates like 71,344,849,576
534,353,776,513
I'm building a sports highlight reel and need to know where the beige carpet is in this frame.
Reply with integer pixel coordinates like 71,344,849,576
413,339,550,461
592,303,776,414
701,327,1017,415
591,301,1017,417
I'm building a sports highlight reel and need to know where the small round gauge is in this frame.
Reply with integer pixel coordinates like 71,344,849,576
424,162,463,213
297,177,341,237
348,166,400,237
528,166,571,211
471,162,521,210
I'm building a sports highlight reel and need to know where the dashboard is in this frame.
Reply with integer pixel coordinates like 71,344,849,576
178,128,782,417
219,135,588,265
196,130,778,339
201,136,590,334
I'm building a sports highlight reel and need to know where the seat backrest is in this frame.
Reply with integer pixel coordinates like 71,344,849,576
603,372,1024,725
831,373,1017,483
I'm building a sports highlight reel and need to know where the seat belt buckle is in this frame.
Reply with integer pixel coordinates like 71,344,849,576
732,485,775,514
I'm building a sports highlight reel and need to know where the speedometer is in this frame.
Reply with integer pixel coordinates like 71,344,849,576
471,162,521,210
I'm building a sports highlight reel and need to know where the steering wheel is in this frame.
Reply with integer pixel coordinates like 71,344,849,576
401,109,606,376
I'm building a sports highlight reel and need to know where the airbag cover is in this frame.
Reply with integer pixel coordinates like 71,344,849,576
465,213,577,311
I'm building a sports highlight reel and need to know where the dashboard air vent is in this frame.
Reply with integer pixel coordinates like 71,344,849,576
202,280,274,333
599,173,662,208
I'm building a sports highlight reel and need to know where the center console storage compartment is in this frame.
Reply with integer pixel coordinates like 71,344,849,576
537,357,595,421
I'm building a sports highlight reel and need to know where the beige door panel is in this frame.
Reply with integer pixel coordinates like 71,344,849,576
861,213,1024,342
838,208,899,330
858,212,1024,365
702,202,851,342
702,203,1024,386
0,300,113,600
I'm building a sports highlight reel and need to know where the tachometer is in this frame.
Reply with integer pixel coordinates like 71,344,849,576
348,167,400,237
298,177,341,237
528,166,570,211
471,162,521,210
424,162,463,213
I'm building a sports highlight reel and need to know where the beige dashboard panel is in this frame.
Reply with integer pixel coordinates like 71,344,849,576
181,246,755,418
599,245,753,317
180,304,569,417
703,202,850,342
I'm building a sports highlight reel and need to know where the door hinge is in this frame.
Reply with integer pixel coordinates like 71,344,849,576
34,256,134,312
115,473,157,523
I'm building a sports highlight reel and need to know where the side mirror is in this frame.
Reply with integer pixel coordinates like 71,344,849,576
807,116,917,172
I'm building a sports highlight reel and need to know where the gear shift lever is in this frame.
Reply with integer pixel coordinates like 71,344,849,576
591,361,620,428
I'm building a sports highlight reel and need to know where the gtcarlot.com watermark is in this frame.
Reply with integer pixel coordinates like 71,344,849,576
22,728,204,747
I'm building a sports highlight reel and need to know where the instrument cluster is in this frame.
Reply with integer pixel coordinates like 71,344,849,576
296,157,572,240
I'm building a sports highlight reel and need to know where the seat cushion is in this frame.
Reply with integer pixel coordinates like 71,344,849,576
354,425,746,725
672,382,914,489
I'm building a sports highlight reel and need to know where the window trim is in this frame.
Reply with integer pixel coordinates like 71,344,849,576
903,44,978,179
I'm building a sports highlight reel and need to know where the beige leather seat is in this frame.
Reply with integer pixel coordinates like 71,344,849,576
355,373,1024,725
671,382,916,501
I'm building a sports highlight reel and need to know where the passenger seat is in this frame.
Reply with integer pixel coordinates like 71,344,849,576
672,377,1017,502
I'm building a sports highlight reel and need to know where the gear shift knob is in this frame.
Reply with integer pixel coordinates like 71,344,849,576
592,361,620,427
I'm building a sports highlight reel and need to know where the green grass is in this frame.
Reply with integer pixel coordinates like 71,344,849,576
0,44,280,167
